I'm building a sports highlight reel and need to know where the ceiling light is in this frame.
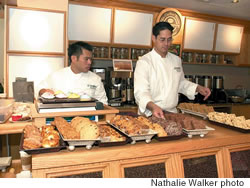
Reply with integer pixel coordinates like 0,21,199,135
232,0,239,3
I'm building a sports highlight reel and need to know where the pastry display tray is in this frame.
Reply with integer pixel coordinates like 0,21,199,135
208,119,250,133
60,133,100,150
155,134,185,141
99,137,128,147
107,121,157,144
183,126,215,138
19,133,66,155
178,107,207,119
39,97,96,104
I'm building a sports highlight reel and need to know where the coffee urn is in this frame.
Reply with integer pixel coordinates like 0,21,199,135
212,76,228,103
204,76,212,89
213,76,224,89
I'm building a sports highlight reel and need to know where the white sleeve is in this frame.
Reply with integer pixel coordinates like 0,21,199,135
94,78,108,105
134,59,153,114
34,76,51,99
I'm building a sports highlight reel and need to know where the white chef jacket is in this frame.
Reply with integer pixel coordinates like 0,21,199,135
36,66,108,104
134,49,197,116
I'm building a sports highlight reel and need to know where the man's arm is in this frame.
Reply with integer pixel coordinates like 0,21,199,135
146,102,165,119
196,85,211,100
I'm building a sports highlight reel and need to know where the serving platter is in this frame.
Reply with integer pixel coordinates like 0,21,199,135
178,107,208,119
39,97,96,104
99,136,128,147
183,126,215,138
59,133,100,150
208,119,250,133
19,133,66,154
155,134,185,141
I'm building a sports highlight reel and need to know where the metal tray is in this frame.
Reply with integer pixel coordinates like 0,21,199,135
99,136,128,147
183,126,215,138
178,107,208,119
19,133,66,155
155,134,185,141
107,121,157,144
60,133,100,150
208,119,250,133
39,97,96,104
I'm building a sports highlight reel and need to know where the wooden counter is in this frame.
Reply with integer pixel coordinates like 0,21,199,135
31,122,250,178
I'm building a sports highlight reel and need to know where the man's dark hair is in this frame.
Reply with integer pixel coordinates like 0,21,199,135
68,41,93,64
152,22,174,37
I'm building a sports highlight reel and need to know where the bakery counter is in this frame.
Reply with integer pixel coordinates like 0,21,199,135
31,121,250,178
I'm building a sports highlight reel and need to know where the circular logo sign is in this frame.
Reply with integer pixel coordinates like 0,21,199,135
158,10,182,37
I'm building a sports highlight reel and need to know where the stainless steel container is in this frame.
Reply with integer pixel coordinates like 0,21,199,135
185,75,193,82
204,76,212,88
194,75,204,86
213,76,224,89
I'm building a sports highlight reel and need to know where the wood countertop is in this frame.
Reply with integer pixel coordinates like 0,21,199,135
31,121,250,170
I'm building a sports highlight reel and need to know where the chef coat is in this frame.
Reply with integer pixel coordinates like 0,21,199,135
134,49,197,116
36,66,108,104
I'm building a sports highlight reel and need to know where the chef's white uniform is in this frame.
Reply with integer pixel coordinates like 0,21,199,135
36,67,108,104
134,49,197,116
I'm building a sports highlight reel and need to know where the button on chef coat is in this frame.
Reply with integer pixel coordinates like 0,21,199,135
134,49,197,116
36,67,108,104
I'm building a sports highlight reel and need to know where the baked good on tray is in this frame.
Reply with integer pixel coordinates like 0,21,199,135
207,112,250,129
148,116,182,136
136,116,167,137
52,117,100,140
164,113,206,130
110,115,149,135
178,103,214,114
52,117,80,139
23,124,60,150
99,125,126,142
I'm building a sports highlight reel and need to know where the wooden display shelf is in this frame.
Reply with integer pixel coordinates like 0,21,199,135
30,103,119,127
31,122,250,178
0,104,119,135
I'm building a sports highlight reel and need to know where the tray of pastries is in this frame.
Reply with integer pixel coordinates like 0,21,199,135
98,124,128,147
164,112,214,138
207,112,250,133
137,116,184,141
108,115,157,144
20,124,66,154
52,117,100,150
177,103,215,119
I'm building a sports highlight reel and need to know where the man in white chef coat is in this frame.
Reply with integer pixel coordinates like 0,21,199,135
36,41,108,104
134,22,210,118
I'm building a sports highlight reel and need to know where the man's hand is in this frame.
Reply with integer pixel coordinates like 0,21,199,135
146,102,165,119
196,85,211,100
